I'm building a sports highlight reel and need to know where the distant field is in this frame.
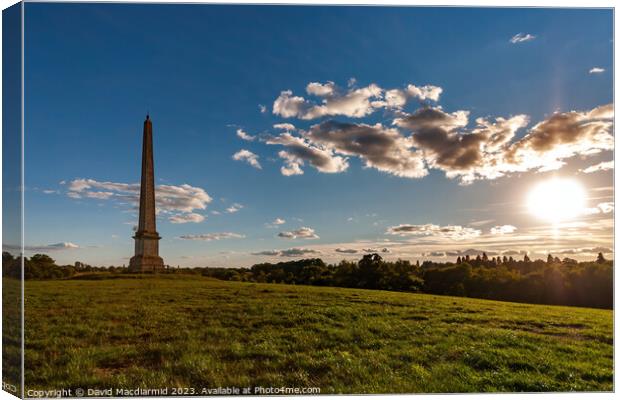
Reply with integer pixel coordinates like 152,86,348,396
22,275,613,394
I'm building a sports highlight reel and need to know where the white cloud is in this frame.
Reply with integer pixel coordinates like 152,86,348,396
258,104,267,113
406,84,443,102
278,226,319,239
266,217,286,228
383,89,408,108
278,151,305,176
169,213,205,224
490,225,517,235
273,123,296,132
386,224,481,240
251,248,320,257
589,67,605,74
66,179,212,217
49,242,79,249
510,33,536,43
581,160,613,174
232,149,262,169
584,202,614,215
273,83,383,120
273,81,442,120
469,219,495,227
178,232,245,241
306,81,337,97
236,128,256,141
226,203,244,214
265,132,349,176
6,242,81,252
362,247,391,254
84,191,114,199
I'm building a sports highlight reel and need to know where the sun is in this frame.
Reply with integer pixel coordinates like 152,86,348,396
527,178,587,223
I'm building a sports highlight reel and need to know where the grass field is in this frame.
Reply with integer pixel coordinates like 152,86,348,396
21,275,613,394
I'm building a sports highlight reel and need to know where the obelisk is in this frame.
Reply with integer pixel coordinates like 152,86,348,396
129,115,164,272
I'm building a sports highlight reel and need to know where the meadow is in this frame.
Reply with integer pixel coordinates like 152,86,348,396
22,275,613,394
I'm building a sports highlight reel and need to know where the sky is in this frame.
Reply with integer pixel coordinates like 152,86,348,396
17,4,613,267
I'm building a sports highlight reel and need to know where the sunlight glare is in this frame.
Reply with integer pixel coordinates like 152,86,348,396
527,178,587,223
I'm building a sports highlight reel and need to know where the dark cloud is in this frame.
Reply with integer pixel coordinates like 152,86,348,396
280,248,320,257
394,104,613,183
305,121,427,178
251,250,280,256
335,248,358,254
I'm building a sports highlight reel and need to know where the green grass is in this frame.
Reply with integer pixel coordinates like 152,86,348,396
22,275,612,393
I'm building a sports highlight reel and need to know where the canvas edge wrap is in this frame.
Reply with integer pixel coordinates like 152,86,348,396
2,2,24,398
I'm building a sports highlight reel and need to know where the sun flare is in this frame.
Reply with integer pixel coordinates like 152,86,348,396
527,178,587,223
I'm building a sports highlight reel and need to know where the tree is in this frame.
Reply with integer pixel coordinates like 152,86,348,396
597,252,606,264
523,254,531,263
358,253,383,289
547,254,554,264
3,251,15,265
456,256,462,264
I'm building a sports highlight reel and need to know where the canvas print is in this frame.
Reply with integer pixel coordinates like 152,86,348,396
2,2,614,397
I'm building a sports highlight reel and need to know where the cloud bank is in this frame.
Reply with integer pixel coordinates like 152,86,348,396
278,227,319,240
252,248,319,257
386,224,482,240
66,179,212,224
178,232,245,241
581,160,613,174
252,80,614,183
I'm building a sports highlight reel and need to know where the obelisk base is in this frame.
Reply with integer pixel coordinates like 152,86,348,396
129,255,164,273
129,231,164,272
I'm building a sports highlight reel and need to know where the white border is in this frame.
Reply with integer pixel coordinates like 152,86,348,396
0,2,616,400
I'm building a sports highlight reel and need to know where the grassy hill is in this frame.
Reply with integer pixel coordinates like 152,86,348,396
21,275,612,393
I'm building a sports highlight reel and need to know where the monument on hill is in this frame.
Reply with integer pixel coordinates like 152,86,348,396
129,115,165,272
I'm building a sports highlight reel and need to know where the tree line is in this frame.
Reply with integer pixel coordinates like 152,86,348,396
2,251,612,309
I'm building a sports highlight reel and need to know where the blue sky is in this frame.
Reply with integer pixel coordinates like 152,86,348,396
20,4,613,267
